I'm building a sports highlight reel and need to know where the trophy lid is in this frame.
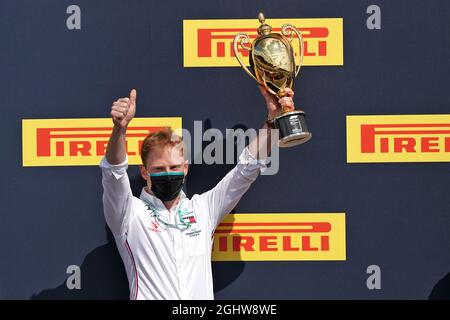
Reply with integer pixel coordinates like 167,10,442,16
257,12,272,36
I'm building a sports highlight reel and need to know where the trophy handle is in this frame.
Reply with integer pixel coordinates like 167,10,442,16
281,24,304,78
233,33,259,84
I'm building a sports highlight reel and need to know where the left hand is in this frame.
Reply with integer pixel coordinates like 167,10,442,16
258,85,295,119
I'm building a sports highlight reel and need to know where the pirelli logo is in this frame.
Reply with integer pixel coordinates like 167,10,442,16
22,118,182,166
211,213,346,261
183,18,343,67
347,115,450,163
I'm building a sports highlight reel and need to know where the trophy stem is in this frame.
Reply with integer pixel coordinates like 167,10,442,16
276,88,288,99
273,89,312,147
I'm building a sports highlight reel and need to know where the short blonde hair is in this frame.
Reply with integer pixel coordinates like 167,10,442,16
140,128,183,165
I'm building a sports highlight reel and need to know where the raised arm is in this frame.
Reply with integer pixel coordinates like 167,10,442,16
200,86,295,231
248,85,295,160
100,89,137,237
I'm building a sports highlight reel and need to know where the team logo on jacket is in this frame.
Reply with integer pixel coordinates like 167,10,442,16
182,210,202,237
149,221,161,232
182,214,197,224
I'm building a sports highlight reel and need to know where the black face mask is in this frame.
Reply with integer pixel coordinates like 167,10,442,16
149,172,185,201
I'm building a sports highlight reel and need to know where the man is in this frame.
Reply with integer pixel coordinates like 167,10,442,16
100,87,295,300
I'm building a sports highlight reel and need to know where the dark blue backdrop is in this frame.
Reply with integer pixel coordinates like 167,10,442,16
1,0,449,299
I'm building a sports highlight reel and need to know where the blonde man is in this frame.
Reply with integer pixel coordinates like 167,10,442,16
100,87,295,300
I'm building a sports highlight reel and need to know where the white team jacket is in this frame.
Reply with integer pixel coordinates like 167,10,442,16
99,147,266,300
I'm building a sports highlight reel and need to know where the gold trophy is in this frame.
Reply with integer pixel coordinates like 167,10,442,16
233,13,312,147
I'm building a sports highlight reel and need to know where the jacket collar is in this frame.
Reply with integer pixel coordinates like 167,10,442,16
139,187,186,213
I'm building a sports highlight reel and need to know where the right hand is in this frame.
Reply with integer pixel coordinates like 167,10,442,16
111,89,137,129
258,85,295,119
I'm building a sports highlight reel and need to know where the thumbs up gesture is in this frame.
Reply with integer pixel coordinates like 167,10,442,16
111,89,137,129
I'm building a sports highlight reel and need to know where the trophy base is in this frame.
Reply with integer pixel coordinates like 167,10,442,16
273,110,312,148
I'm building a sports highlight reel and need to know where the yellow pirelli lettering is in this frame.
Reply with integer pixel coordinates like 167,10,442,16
22,117,182,167
347,115,450,163
212,213,346,261
183,18,343,67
